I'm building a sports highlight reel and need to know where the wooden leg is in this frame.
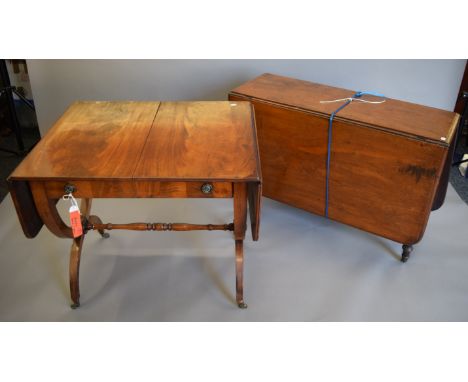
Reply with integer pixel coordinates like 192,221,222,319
69,198,92,309
70,235,85,308
234,183,248,309
247,182,262,241
235,240,247,309
401,244,413,263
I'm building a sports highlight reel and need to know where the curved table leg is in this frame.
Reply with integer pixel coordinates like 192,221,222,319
70,235,85,308
29,181,73,238
235,240,247,309
234,183,248,309
69,198,92,308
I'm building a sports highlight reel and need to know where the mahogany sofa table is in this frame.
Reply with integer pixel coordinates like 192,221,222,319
8,101,262,309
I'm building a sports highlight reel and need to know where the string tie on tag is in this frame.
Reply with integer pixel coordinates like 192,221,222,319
320,91,386,105
320,97,386,104
63,191,83,238
63,192,79,209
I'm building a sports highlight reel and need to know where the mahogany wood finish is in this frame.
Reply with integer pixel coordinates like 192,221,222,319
329,119,446,245
7,180,43,238
233,182,248,308
229,73,459,260
235,101,328,216
431,134,457,211
69,198,93,309
29,181,73,239
230,73,457,143
43,180,233,198
135,102,259,181
247,182,262,241
8,101,261,308
87,215,110,238
235,240,246,309
12,101,161,180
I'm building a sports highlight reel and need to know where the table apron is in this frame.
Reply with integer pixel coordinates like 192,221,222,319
41,180,233,198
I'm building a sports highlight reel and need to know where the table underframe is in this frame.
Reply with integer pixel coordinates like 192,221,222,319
25,181,256,309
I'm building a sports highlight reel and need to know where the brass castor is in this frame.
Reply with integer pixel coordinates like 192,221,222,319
401,244,413,263
70,302,80,309
100,232,110,239
238,302,248,309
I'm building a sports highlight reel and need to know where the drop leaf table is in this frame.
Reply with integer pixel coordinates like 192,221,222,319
229,73,459,262
8,101,262,309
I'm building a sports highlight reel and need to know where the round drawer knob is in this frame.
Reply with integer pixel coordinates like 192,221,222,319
201,183,213,194
64,184,76,194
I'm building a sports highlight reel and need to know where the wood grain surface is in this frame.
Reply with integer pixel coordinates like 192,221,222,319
7,180,44,238
69,198,92,308
7,100,262,309
230,73,458,145
43,180,233,198
230,73,458,245
329,119,447,244
11,101,160,180
229,97,328,216
8,100,262,240
248,182,262,241
29,181,73,238
10,101,260,182
233,182,248,307
134,101,260,181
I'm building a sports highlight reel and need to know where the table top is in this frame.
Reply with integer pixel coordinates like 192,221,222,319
10,101,261,182
230,73,459,146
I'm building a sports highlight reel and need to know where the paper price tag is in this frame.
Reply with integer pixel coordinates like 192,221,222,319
69,205,83,238
63,191,82,238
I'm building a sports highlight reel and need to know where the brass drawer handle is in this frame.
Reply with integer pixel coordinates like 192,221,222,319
201,183,213,194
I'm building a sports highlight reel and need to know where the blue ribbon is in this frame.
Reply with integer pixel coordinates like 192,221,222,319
353,91,386,98
324,91,385,218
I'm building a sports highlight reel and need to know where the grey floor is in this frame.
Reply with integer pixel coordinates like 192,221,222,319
0,184,467,321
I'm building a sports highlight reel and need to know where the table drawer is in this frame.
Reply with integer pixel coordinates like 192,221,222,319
42,180,233,198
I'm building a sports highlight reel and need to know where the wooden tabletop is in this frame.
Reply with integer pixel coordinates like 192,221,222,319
10,101,260,182
230,73,459,145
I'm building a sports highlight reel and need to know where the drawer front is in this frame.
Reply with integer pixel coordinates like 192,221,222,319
43,180,233,198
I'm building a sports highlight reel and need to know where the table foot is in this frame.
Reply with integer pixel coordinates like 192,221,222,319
237,302,248,309
401,244,413,263
70,302,80,309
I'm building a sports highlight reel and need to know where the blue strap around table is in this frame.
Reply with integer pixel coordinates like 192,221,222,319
324,91,385,218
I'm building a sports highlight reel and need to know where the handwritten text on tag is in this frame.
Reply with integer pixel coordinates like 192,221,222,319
69,205,83,238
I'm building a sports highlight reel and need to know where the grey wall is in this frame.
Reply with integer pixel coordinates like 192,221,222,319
27,60,466,136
